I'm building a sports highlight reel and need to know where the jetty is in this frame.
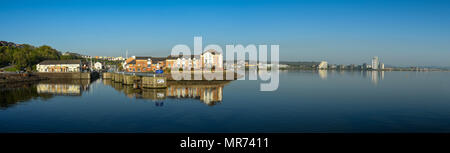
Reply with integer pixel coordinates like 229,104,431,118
103,72,167,89
102,71,240,89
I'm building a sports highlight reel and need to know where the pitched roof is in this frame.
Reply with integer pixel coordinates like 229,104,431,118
134,56,152,60
124,58,133,64
149,57,166,62
203,49,221,55
167,55,201,59
38,60,81,65
125,56,167,64
133,56,167,62
128,59,136,64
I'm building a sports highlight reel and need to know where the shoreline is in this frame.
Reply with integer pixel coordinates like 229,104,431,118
0,73,47,84
277,68,450,72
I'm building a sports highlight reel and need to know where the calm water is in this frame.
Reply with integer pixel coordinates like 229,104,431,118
1,70,450,133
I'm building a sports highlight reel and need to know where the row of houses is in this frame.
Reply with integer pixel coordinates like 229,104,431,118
81,55,125,61
36,59,115,72
36,60,85,72
123,49,223,72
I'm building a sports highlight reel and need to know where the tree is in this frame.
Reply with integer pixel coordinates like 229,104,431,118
0,42,70,71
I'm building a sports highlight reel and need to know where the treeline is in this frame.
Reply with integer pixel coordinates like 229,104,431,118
0,42,81,71
0,83,54,108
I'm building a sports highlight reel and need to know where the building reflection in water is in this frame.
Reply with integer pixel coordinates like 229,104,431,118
105,80,229,106
310,70,385,85
37,84,81,96
0,79,93,109
318,70,327,80
167,84,223,105
36,79,91,96
370,71,384,85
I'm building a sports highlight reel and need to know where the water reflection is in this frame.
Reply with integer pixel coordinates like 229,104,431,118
0,79,92,109
1,70,386,109
307,70,385,85
37,79,91,96
318,70,327,80
104,79,229,106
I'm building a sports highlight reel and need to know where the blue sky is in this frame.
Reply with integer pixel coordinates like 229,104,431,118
1,0,450,66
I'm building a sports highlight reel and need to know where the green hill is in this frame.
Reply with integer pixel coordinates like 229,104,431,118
0,41,81,71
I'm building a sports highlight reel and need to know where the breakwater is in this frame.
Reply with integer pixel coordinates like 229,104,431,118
103,72,167,89
0,73,46,84
34,72,99,79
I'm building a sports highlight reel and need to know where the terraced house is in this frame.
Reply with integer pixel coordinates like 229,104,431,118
123,49,223,72
123,56,166,72
36,60,82,72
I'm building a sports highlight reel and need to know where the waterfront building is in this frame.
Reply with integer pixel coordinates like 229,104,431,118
81,55,92,59
202,49,223,69
165,55,202,70
123,49,223,72
372,56,379,70
363,63,368,70
257,63,289,69
94,62,103,70
318,61,328,69
357,65,364,70
36,60,82,72
347,64,356,70
114,56,124,61
279,64,289,69
329,64,337,69
380,63,385,69
123,56,166,72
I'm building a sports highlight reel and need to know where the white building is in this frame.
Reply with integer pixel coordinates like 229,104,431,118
202,49,223,68
82,55,92,59
36,60,81,72
257,63,289,69
94,62,103,70
318,61,328,69
372,56,379,70
114,56,124,61
164,49,223,70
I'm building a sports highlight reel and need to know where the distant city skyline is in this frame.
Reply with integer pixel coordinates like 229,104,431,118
2,0,450,67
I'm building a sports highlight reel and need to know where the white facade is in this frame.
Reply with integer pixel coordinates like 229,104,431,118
372,56,379,70
318,61,328,69
94,62,103,70
176,57,201,69
203,52,213,67
202,50,223,68
36,64,81,72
